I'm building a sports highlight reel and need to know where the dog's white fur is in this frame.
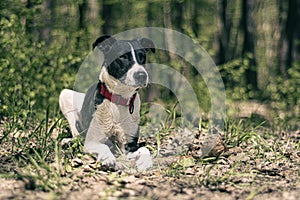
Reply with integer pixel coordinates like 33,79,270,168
59,48,152,170
59,89,84,137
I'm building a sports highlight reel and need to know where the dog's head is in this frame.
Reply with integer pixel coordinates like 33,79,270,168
93,35,155,89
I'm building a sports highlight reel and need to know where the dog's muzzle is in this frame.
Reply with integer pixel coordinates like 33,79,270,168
134,71,148,86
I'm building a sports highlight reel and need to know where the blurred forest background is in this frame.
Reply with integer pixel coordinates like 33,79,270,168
0,0,299,129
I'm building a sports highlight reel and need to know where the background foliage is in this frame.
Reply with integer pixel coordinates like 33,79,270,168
0,0,299,128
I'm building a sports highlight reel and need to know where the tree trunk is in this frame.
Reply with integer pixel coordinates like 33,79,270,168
217,0,231,65
102,1,113,34
87,0,100,39
296,1,300,62
241,0,258,92
144,2,162,102
278,0,298,79
78,0,88,30
25,0,34,41
77,0,88,47
40,0,54,43
192,1,200,38
170,1,184,32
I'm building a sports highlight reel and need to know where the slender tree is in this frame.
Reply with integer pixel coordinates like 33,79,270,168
102,1,113,34
217,0,231,65
296,1,300,62
77,0,88,48
240,0,258,92
40,0,54,43
278,0,299,79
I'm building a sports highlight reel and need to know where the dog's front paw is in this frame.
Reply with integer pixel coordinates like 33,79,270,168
86,143,117,169
127,147,153,171
97,152,116,168
136,153,152,171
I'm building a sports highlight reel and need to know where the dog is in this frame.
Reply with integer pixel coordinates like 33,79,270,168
59,35,155,170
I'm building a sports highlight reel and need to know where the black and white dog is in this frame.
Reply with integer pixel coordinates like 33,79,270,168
59,35,155,170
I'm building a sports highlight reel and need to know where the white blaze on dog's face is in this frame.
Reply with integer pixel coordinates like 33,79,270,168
120,44,149,87
94,36,155,89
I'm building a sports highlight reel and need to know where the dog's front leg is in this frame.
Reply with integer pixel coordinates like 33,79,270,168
84,117,116,168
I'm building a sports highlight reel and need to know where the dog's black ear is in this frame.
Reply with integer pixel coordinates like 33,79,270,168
137,38,155,53
92,35,117,53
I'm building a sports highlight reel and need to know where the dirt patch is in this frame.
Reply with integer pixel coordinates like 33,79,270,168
1,123,300,199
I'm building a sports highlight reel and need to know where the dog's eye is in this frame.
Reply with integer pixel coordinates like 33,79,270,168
136,52,146,64
120,54,129,60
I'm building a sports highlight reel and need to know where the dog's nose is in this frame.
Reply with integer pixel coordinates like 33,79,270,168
134,71,148,85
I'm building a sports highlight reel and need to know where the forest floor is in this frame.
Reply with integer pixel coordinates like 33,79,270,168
0,113,300,200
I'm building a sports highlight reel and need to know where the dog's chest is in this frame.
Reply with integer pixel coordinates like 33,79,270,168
93,98,140,137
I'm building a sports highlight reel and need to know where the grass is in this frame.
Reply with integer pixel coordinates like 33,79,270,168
1,104,74,186
0,103,299,199
159,117,299,197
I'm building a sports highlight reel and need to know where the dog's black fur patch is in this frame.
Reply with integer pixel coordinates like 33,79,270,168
107,50,135,79
125,136,139,152
93,35,155,80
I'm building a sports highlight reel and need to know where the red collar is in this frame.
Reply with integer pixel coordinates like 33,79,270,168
99,82,137,114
